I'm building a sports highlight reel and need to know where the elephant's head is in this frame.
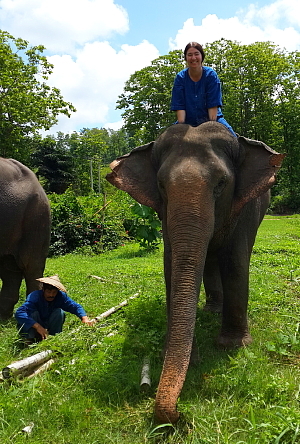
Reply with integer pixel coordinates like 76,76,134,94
106,122,285,423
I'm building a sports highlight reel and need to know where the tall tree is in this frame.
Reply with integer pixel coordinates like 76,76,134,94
204,39,291,143
31,135,74,194
0,30,76,159
68,128,110,194
116,50,185,143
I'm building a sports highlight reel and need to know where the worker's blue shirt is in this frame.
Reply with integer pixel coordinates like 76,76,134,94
15,290,87,331
171,66,224,126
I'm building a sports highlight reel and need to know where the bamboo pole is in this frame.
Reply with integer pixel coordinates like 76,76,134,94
140,356,151,391
2,350,53,379
26,358,55,379
91,292,140,323
89,275,121,285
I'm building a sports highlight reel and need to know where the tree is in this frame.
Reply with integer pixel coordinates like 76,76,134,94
31,135,74,194
204,39,291,142
116,50,185,144
0,30,76,159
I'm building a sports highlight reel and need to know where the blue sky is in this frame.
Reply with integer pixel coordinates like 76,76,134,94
0,0,299,134
113,0,272,53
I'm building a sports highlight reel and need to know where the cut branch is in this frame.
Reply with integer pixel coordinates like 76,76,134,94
2,350,53,379
92,292,140,322
140,356,151,391
26,358,55,379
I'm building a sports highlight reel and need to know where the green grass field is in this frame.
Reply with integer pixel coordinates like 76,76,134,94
0,215,299,443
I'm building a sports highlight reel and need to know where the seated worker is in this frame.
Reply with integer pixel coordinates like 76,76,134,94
15,275,94,343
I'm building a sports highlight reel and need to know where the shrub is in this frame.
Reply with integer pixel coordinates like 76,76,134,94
48,189,125,256
124,203,162,250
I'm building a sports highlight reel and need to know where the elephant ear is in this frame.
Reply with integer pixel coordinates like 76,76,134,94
106,142,163,219
233,136,286,214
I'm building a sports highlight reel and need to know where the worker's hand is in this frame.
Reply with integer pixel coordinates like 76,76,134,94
81,316,96,326
32,323,49,340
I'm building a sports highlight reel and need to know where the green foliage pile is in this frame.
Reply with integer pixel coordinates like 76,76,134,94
0,215,299,443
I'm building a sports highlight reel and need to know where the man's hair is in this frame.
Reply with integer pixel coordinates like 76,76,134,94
184,42,205,62
43,283,57,291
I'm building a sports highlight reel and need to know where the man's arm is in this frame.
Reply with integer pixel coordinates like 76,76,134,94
81,315,96,326
176,110,186,123
32,323,49,340
208,106,218,121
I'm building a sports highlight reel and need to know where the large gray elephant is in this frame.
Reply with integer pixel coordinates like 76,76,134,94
106,122,285,424
0,158,51,320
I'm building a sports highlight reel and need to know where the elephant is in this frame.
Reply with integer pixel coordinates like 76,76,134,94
106,121,285,424
0,158,51,320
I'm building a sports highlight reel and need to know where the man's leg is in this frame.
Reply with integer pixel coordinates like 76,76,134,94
18,311,42,341
48,308,65,335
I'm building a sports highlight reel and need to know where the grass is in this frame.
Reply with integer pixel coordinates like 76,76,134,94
0,214,300,443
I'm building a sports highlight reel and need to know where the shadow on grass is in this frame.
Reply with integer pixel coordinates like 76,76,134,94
84,295,239,419
113,248,160,260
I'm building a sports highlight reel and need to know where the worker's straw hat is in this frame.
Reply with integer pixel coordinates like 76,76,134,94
36,275,67,293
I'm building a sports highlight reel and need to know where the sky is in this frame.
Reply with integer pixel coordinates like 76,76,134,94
0,0,299,135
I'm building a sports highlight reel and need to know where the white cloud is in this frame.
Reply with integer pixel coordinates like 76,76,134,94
104,120,124,131
243,0,300,28
0,0,129,54
46,40,160,133
169,1,300,53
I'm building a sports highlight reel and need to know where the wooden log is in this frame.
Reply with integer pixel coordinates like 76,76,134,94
2,350,53,379
25,358,55,379
92,292,140,323
140,356,151,391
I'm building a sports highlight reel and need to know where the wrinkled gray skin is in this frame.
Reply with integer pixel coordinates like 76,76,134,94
0,158,50,320
106,122,285,424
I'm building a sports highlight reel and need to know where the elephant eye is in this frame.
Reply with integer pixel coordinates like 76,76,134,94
214,177,227,197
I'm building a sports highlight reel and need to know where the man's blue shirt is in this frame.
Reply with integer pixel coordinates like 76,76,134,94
171,66,224,126
15,290,87,331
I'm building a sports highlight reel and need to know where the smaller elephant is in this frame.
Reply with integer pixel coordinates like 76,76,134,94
0,158,51,320
106,122,285,423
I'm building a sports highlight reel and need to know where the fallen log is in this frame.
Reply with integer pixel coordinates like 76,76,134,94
140,356,151,391
2,350,53,379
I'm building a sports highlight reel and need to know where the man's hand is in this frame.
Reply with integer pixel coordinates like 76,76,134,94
81,316,96,326
32,323,49,340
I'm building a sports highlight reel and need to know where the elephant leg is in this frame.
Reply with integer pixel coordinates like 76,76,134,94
0,257,23,319
218,201,267,347
217,239,253,347
218,265,252,347
203,253,223,313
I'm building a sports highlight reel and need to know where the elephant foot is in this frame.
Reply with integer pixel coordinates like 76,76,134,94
217,332,253,348
154,405,180,425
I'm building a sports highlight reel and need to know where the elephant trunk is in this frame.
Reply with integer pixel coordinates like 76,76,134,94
155,195,215,423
